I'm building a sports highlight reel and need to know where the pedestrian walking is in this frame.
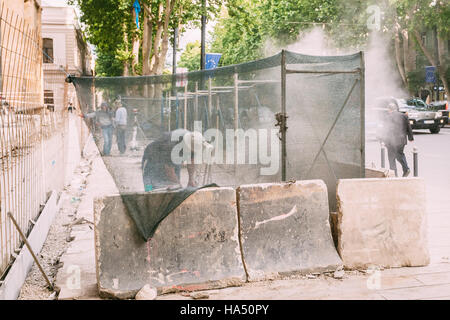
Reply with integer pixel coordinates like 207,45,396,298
84,102,114,156
114,102,128,154
381,102,414,177
67,102,75,113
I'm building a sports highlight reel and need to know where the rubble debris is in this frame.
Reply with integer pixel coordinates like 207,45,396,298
135,285,157,300
191,292,209,300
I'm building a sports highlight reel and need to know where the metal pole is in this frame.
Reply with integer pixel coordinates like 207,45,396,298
413,146,418,177
200,0,206,71
381,142,386,169
172,26,178,75
281,50,287,182
160,94,164,132
195,82,198,122
234,73,239,131
360,51,365,178
208,77,212,120
8,212,54,291
171,26,178,124
216,95,220,152
167,92,170,131
234,72,239,176
184,84,187,129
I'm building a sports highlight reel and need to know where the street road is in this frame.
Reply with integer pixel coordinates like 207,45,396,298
158,127,450,300
366,127,450,264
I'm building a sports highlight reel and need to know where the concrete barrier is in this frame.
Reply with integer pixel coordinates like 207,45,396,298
237,180,342,280
94,187,245,299
336,178,429,269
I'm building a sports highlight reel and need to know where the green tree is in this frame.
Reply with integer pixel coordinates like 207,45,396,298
211,0,264,66
178,41,201,71
399,0,450,100
70,0,222,76
210,0,345,66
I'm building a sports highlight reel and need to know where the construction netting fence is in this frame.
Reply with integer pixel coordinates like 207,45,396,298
71,50,364,212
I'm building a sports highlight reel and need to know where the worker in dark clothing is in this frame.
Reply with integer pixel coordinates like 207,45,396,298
382,102,414,177
141,129,212,191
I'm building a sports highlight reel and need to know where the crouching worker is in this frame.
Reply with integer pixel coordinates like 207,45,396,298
141,129,212,191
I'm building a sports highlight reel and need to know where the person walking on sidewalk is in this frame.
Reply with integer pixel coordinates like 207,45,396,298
114,102,128,154
382,102,414,177
84,102,114,156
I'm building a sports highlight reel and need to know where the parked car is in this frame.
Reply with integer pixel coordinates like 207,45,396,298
372,96,443,136
396,98,444,134
428,100,449,126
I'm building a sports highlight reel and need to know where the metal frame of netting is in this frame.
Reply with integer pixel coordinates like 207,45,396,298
70,50,364,209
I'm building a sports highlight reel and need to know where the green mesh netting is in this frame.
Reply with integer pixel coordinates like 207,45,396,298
71,50,364,212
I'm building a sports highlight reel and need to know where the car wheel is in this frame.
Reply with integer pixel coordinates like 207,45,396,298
430,126,440,134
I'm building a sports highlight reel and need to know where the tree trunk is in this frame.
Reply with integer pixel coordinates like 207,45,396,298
413,29,436,66
437,32,449,101
394,28,408,87
142,4,153,75
402,30,415,75
149,2,164,74
154,0,174,74
123,25,130,76
413,29,449,101
131,8,140,75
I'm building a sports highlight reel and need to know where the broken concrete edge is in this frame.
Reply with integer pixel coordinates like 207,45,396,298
336,177,430,270
0,191,59,300
235,186,250,283
92,180,344,299
93,195,119,299
247,263,343,283
98,277,246,300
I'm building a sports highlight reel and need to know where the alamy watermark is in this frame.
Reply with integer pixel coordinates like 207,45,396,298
366,5,382,31
366,265,382,290
171,121,280,176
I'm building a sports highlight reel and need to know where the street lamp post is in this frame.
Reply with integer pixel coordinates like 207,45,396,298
200,0,206,71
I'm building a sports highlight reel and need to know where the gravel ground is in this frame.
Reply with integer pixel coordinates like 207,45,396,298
17,155,94,300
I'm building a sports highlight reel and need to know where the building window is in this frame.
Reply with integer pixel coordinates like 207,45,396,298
44,90,54,112
421,33,427,47
43,38,53,63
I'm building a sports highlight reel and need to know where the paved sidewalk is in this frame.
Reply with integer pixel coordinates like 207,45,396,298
53,135,450,300
55,135,118,300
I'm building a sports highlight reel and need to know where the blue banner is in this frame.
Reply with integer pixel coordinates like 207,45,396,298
425,66,436,83
205,53,222,70
133,0,141,29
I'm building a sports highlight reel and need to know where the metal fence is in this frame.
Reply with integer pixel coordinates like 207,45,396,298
72,50,364,211
0,3,69,278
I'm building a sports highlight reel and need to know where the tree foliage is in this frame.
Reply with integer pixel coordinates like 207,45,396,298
211,0,449,98
70,0,222,76
178,40,201,71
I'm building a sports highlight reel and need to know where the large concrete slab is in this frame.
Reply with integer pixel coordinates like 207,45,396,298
94,187,245,299
237,180,342,281
337,178,430,269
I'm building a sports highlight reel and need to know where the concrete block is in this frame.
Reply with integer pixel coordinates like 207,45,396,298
337,178,430,269
237,180,342,280
94,187,245,299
